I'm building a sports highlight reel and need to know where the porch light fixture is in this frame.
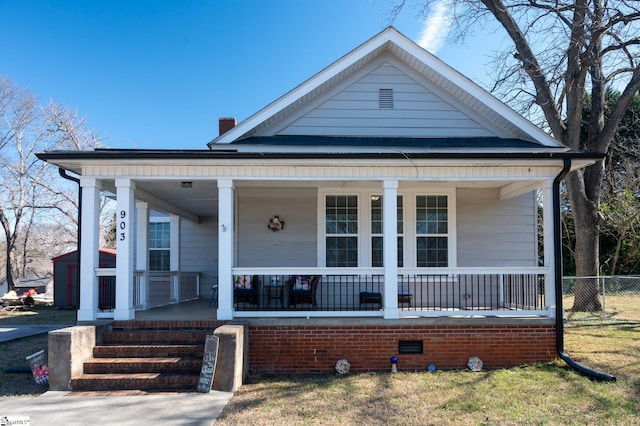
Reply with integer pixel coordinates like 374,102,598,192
180,181,193,189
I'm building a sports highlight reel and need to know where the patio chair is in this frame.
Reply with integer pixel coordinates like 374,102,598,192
233,275,261,307
287,275,320,310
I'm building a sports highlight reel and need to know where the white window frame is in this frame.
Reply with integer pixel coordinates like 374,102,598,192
370,193,404,268
319,192,362,267
318,187,457,269
149,218,171,271
406,189,457,268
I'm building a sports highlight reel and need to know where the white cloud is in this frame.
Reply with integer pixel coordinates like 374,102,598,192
417,1,453,54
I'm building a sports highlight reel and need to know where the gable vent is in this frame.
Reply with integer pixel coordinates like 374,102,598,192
379,88,394,108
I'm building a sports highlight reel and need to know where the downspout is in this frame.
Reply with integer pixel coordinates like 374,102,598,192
59,168,82,309
553,158,615,381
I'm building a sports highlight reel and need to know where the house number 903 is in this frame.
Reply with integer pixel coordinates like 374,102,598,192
119,210,127,241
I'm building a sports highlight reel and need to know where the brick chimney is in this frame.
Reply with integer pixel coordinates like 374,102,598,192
218,117,237,136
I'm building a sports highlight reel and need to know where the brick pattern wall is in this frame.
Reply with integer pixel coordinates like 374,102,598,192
248,324,556,374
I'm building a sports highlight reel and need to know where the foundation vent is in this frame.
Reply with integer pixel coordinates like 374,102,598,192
398,340,423,355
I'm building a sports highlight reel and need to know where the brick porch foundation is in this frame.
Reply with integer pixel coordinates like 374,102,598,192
248,321,556,374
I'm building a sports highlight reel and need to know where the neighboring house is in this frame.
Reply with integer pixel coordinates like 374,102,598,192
0,276,7,297
37,27,601,372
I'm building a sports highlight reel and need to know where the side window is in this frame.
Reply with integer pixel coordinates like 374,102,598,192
325,195,358,267
416,195,448,267
371,195,404,267
149,221,171,271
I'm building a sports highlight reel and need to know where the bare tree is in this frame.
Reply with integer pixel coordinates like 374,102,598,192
392,0,640,311
600,93,640,274
0,76,104,290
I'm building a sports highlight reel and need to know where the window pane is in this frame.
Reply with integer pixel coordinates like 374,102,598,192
397,196,404,234
326,237,358,267
371,196,382,234
372,236,382,267
416,237,448,267
326,195,357,235
416,196,448,235
149,222,170,248
149,249,170,271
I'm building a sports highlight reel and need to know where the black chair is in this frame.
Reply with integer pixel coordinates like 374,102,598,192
287,275,320,310
233,275,261,307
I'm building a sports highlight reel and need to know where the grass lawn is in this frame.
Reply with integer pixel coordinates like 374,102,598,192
1,305,638,424
216,319,640,426
0,305,76,325
0,306,76,396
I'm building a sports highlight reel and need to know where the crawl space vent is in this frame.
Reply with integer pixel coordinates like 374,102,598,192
398,340,423,355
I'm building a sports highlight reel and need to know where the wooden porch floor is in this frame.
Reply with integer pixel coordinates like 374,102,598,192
135,299,217,321
130,298,552,328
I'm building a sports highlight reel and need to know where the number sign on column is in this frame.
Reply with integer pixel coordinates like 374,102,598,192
119,210,127,241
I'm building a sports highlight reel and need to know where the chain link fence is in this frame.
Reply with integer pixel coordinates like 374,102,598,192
562,276,640,323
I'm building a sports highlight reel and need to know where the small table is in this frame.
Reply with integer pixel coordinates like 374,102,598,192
265,285,286,308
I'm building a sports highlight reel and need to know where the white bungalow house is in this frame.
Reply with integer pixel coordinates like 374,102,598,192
38,27,601,372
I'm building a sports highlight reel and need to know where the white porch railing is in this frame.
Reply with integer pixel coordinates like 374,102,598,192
230,267,551,318
92,269,201,317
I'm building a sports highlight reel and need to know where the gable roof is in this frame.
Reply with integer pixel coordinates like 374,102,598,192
208,26,566,151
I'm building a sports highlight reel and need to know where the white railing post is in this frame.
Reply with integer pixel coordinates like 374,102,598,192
114,179,135,320
217,179,235,320
135,201,149,310
78,178,101,322
383,181,399,319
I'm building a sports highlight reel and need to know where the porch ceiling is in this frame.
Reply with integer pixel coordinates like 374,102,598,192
134,180,219,220
130,178,517,222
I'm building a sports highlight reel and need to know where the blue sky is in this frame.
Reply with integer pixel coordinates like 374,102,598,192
0,0,502,149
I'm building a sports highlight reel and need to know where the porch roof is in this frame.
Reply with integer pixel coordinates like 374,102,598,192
37,144,604,184
228,135,552,149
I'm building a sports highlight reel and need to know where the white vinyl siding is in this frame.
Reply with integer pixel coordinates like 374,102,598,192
456,188,537,266
236,187,317,267
278,61,494,138
180,216,218,292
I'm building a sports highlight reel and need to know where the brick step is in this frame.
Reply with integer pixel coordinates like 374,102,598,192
93,344,204,358
70,373,200,392
83,357,202,374
111,320,223,332
102,330,210,345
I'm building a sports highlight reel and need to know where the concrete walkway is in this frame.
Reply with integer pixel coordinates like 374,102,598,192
0,320,233,424
0,390,233,426
0,325,70,343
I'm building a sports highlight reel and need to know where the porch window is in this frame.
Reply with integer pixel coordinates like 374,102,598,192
371,195,404,267
416,195,448,267
149,221,170,271
325,195,358,267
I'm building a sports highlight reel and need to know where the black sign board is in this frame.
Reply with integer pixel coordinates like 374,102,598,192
197,335,219,393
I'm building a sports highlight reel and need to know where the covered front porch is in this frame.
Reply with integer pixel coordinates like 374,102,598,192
69,162,563,322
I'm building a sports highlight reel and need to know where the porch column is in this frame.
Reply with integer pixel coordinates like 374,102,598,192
383,180,399,319
77,178,101,322
114,178,135,320
135,201,149,310
217,179,235,320
170,214,181,302
542,180,556,317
